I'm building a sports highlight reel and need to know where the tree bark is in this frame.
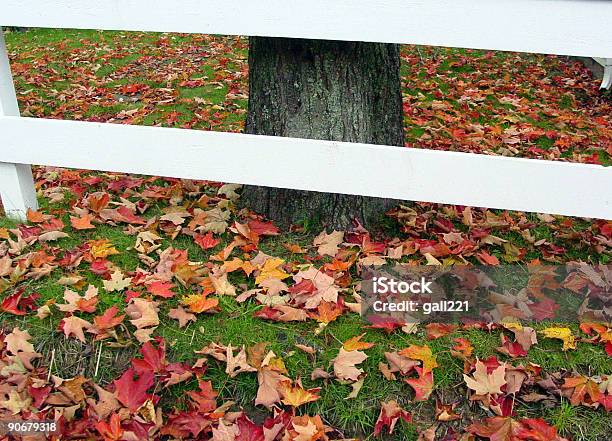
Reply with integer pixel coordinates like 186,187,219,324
242,37,404,230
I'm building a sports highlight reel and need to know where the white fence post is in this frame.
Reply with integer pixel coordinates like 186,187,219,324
0,27,38,220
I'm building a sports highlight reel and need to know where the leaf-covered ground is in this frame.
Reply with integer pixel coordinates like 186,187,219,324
0,29,611,441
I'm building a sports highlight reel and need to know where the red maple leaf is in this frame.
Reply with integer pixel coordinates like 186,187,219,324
194,232,221,250
28,384,51,409
116,206,146,225
528,297,559,321
90,259,112,276
247,220,279,236
113,368,155,412
288,279,316,296
404,367,434,401
146,281,176,298
132,337,168,375
477,250,500,265
516,418,568,441
187,380,218,414
236,414,264,441
497,334,528,358
425,323,457,340
161,411,213,438
254,306,281,321
1,289,39,315
373,401,412,436
95,413,124,441
93,306,125,331
365,315,406,334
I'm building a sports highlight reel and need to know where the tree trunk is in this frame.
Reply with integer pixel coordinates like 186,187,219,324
242,37,404,230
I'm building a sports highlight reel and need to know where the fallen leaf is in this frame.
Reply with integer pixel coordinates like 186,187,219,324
60,316,93,342
226,345,257,377
332,348,367,382
374,400,412,436
342,334,375,351
463,360,507,396
70,214,96,230
540,327,576,350
168,306,196,328
405,367,434,401
399,345,438,374
279,380,321,407
313,230,344,257
103,271,132,292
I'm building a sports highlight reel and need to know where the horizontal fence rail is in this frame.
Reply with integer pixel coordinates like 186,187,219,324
2,0,612,58
1,116,611,220
1,1,612,221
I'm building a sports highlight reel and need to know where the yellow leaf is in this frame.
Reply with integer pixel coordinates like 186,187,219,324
279,380,321,407
398,344,438,374
88,239,119,259
182,293,219,313
255,257,289,285
540,327,576,350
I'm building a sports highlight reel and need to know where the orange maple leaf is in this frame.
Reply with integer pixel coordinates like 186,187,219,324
279,380,321,407
182,293,219,314
343,333,375,351
398,344,438,374
70,214,96,230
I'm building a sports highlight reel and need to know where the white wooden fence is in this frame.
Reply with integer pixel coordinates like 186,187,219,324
1,0,612,221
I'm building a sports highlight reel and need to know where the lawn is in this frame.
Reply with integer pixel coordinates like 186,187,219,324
0,28,610,441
